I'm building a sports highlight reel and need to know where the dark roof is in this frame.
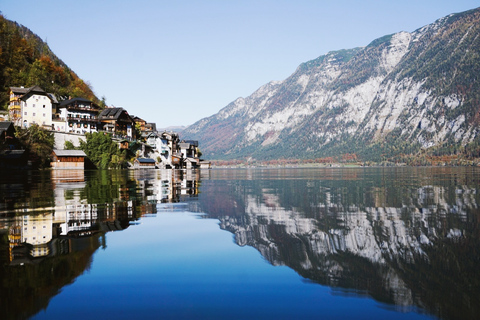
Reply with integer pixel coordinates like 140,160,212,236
136,158,156,163
10,86,30,95
0,121,14,130
24,85,46,94
99,107,134,123
146,132,159,138
11,86,57,103
99,107,126,120
180,140,198,147
132,116,145,122
59,97,96,107
47,93,58,104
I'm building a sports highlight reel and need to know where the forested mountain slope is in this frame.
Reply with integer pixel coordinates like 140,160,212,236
183,7,480,164
0,14,99,109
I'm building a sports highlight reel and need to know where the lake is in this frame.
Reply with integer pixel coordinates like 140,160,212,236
1,167,479,319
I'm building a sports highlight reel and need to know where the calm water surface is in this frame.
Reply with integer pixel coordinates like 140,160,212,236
1,167,479,319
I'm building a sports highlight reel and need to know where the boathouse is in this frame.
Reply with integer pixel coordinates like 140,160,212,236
51,149,87,169
134,158,156,169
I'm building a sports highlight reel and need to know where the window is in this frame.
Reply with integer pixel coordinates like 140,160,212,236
33,113,36,117
24,112,27,115
43,113,46,117
43,105,46,108
33,104,35,107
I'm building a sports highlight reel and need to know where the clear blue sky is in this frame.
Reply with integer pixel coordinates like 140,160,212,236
1,0,479,128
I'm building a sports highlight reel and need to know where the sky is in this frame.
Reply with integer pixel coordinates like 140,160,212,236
1,0,479,128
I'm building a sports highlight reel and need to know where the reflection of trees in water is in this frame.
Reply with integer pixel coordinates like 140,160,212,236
0,169,201,319
197,173,480,320
0,233,102,320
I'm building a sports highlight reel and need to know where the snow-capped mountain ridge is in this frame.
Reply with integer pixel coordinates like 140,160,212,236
183,8,480,161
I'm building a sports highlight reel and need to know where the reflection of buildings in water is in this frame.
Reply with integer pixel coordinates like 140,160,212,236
53,179,97,237
133,169,200,204
51,169,85,184
6,213,53,261
2,169,203,264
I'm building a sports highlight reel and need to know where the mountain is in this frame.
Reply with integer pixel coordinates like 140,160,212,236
183,8,480,164
0,14,99,109
192,169,480,319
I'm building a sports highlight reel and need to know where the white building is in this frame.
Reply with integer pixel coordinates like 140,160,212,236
9,86,57,129
55,97,101,134
144,131,180,168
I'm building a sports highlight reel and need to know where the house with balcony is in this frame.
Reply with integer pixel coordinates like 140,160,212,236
98,107,136,139
179,140,200,169
132,116,146,132
8,86,57,129
54,97,101,134
144,131,181,169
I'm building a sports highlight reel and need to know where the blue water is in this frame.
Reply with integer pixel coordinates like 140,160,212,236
5,167,479,319
32,210,433,320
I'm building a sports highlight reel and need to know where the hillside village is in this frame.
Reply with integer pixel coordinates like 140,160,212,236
1,85,209,169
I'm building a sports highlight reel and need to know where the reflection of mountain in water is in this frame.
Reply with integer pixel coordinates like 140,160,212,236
197,170,480,320
0,169,200,320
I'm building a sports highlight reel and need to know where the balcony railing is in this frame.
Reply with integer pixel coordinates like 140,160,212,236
67,116,100,122
65,105,101,112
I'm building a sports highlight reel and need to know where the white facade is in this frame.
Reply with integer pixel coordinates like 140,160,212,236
21,93,53,129
20,214,53,258
56,98,100,134
146,133,174,167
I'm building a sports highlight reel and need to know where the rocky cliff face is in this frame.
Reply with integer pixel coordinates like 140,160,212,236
183,8,480,161
194,168,480,318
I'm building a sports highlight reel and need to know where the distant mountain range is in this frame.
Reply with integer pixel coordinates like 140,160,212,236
183,7,480,164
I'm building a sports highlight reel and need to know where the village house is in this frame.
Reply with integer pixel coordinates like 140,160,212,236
98,107,136,139
5,84,209,170
8,86,57,129
132,116,146,131
54,97,101,134
144,131,181,169
144,122,156,132
179,140,200,169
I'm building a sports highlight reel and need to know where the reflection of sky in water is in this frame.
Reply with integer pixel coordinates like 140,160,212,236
33,211,433,320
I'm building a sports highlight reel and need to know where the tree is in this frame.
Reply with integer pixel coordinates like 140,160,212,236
15,124,54,168
79,132,128,169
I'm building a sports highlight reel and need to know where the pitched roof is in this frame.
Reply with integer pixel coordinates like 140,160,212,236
10,86,30,95
59,97,96,107
136,158,156,163
99,107,134,123
99,107,125,120
53,149,87,157
132,116,145,122
11,86,57,103
0,121,14,131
